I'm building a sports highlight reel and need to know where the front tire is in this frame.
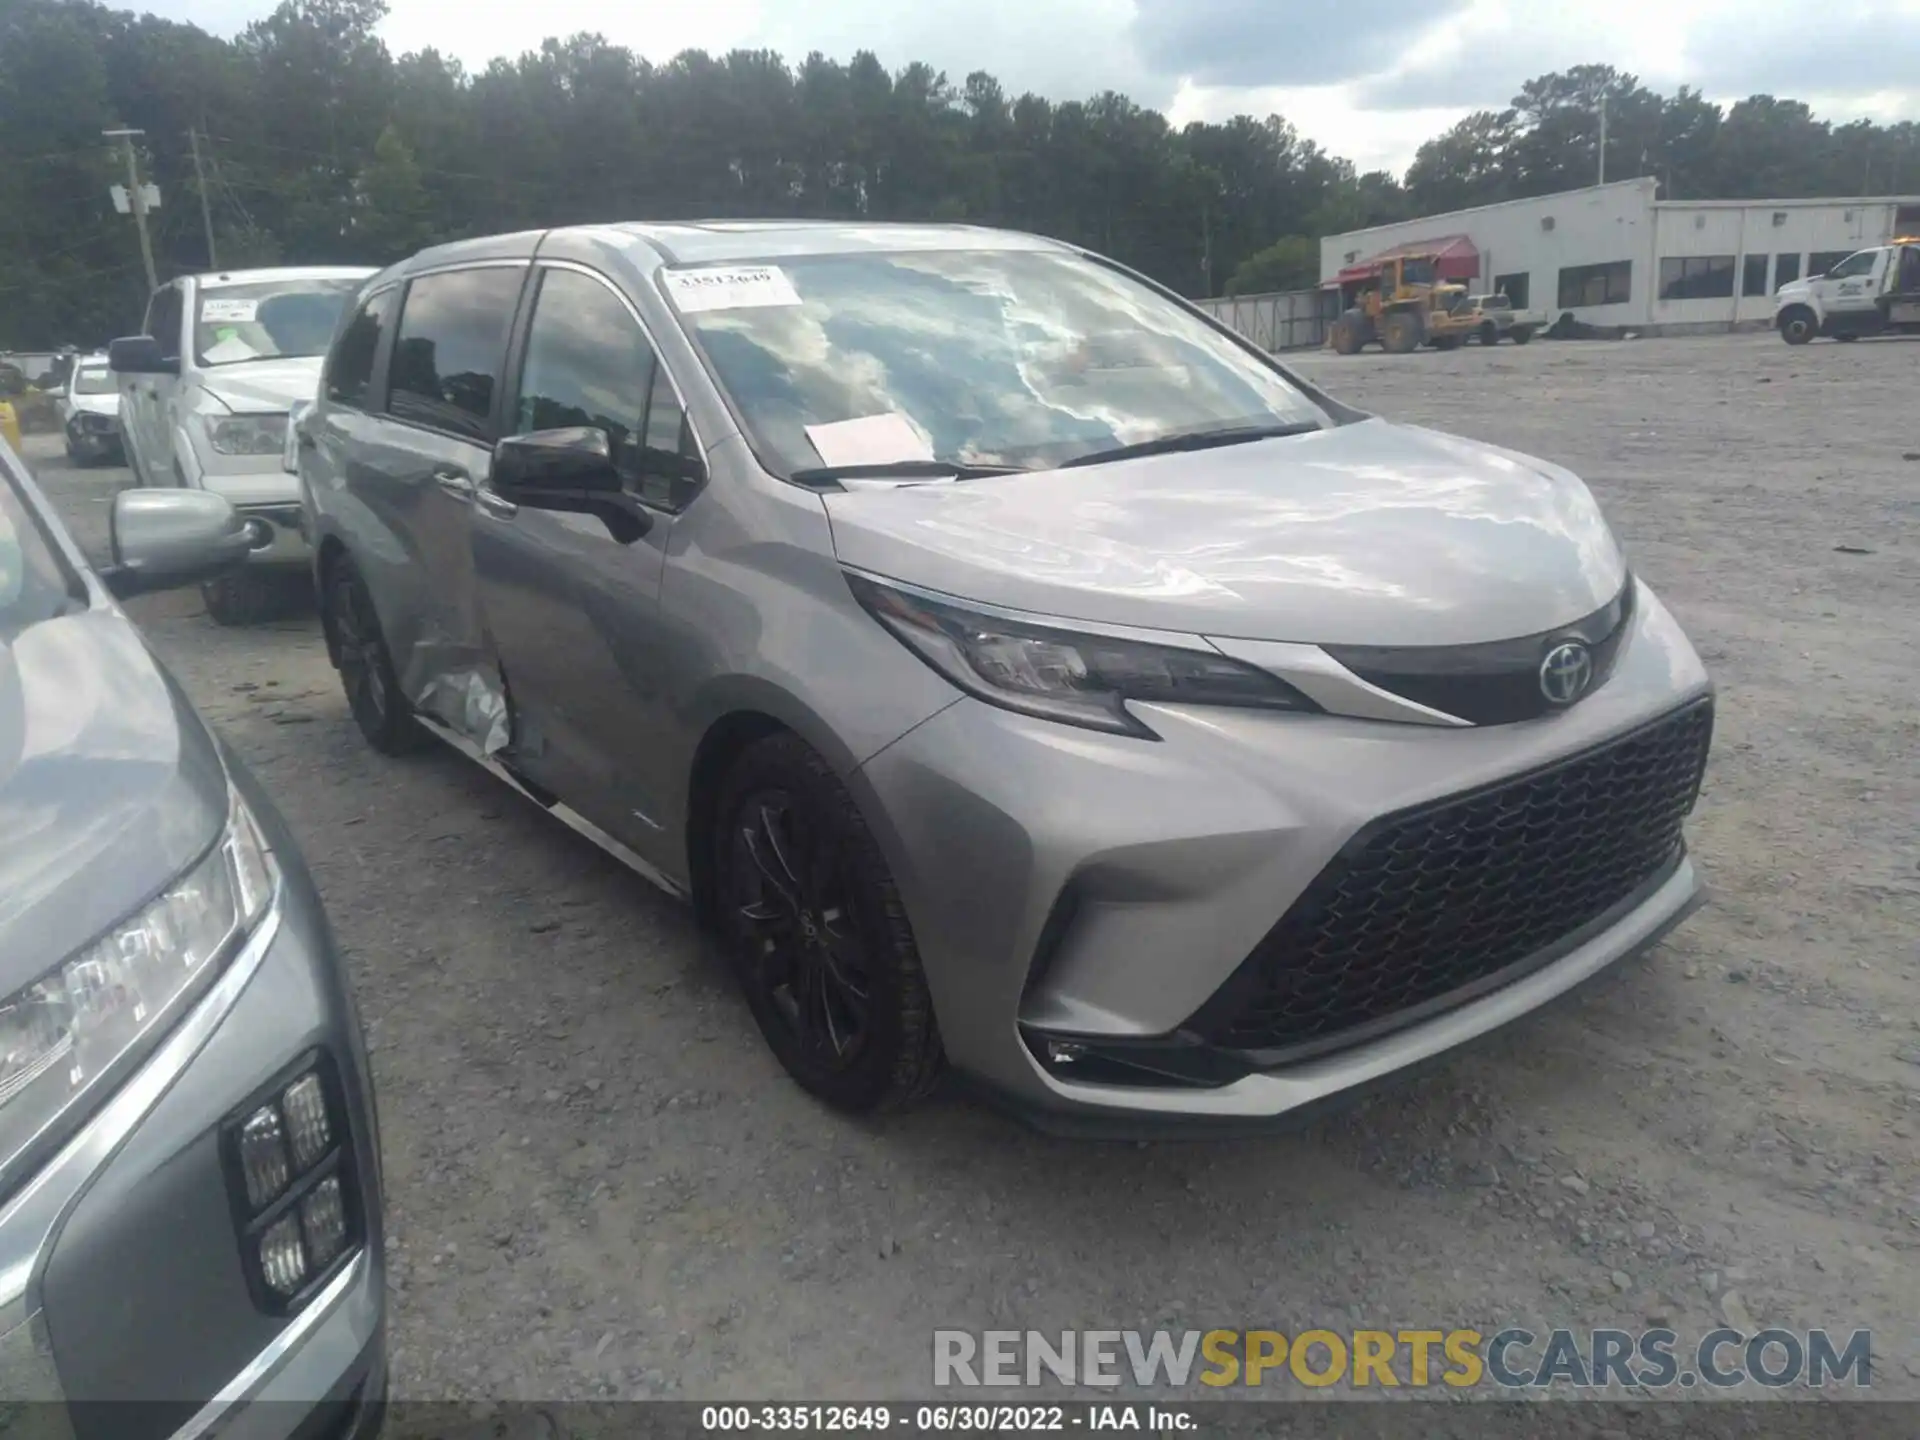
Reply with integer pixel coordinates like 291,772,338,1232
1510,326,1534,345
323,556,423,755
1381,311,1422,354
1778,307,1816,345
202,571,282,627
715,733,943,1114
1478,322,1499,346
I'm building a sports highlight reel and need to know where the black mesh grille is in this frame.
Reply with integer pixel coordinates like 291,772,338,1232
1191,700,1713,1057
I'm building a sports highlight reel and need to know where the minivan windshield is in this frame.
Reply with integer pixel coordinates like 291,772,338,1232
664,249,1326,477
194,278,361,368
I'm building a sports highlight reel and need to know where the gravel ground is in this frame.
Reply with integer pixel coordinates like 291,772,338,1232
20,330,1919,1405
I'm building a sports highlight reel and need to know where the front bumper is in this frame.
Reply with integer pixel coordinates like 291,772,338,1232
0,775,385,1438
851,578,1712,1128
230,504,312,569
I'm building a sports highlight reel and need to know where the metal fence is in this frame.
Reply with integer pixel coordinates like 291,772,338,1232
1192,288,1329,352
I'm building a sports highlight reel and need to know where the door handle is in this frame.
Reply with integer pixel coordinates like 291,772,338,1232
474,488,518,519
433,466,474,500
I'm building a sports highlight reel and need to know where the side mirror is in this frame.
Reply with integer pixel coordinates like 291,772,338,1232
107,335,178,376
493,427,623,495
101,489,251,599
491,427,655,543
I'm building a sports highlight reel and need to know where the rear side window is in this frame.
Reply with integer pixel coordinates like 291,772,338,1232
326,288,397,409
386,267,524,442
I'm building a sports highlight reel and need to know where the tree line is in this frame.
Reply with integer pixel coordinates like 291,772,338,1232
3,0,1916,350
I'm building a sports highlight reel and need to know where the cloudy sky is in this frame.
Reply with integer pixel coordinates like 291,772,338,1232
153,0,1919,176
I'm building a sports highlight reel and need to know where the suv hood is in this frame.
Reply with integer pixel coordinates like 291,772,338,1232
197,355,323,414
0,609,227,993
822,418,1626,647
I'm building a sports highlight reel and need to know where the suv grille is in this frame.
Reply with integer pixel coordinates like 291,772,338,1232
1189,700,1713,1058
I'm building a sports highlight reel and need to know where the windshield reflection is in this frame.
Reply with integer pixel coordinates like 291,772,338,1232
670,249,1326,478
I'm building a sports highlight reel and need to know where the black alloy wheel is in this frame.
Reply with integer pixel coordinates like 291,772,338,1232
325,558,422,754
716,734,942,1113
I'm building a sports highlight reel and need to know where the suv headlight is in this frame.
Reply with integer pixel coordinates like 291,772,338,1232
203,413,289,457
0,787,277,1180
282,400,311,476
845,572,1319,738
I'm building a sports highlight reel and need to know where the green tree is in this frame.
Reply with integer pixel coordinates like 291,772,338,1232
353,123,433,259
1225,236,1318,295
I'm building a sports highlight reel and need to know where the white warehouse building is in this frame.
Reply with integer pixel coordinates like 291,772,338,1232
1318,178,1920,334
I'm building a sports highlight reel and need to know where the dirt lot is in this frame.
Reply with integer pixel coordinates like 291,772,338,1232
22,331,1919,1405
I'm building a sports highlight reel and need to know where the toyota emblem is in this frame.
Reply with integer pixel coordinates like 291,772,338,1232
1539,641,1594,705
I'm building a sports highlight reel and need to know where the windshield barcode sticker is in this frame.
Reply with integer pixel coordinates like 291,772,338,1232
663,265,801,313
200,298,258,323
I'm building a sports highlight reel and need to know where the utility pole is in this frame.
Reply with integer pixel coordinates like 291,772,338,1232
1597,95,1608,187
188,128,219,270
104,127,158,293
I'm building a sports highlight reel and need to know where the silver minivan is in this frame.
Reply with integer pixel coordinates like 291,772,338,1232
298,222,1712,1134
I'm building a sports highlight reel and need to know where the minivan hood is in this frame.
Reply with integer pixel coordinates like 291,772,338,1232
822,418,1626,647
0,609,228,993
197,355,323,414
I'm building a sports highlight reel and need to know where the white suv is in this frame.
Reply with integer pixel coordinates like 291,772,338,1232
109,266,374,623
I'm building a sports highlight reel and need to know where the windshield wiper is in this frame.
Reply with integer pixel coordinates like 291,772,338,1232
1057,421,1322,470
787,459,1033,487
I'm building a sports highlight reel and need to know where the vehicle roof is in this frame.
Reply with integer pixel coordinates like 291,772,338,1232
386,221,1073,281
191,266,378,289
596,221,1069,267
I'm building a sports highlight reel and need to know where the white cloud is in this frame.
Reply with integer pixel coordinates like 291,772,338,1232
134,0,1920,176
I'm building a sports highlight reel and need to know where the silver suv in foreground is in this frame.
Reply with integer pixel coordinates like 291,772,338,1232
298,222,1712,1134
1,437,385,1430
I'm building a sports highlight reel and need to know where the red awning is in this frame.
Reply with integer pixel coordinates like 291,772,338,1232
1330,234,1480,286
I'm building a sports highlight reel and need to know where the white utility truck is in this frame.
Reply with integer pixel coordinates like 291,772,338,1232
1773,238,1920,344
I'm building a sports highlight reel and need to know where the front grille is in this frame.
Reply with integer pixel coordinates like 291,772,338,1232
1188,700,1713,1058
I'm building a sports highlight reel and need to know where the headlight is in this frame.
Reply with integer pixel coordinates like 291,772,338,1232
204,413,288,456
0,787,278,1178
845,572,1318,738
282,400,310,476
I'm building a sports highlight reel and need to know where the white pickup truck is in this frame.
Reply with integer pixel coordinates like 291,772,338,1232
109,265,374,622
1773,239,1920,344
1461,293,1544,345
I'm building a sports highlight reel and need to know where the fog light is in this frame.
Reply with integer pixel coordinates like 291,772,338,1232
282,1073,331,1170
238,1106,291,1211
259,1212,307,1296
301,1176,347,1268
1046,1040,1087,1065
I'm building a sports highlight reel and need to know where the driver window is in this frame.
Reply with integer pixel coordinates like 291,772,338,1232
515,267,694,508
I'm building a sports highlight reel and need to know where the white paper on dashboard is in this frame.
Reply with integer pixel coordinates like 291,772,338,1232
803,413,936,468
200,298,258,323
663,265,802,313
201,335,261,364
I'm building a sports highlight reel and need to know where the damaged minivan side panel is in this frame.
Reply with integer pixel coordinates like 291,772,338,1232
310,257,530,755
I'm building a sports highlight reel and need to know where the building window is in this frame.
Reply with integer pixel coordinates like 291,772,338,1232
1742,255,1770,297
1775,253,1801,286
1659,255,1736,300
1494,271,1529,308
1557,261,1632,309
1808,251,1852,277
